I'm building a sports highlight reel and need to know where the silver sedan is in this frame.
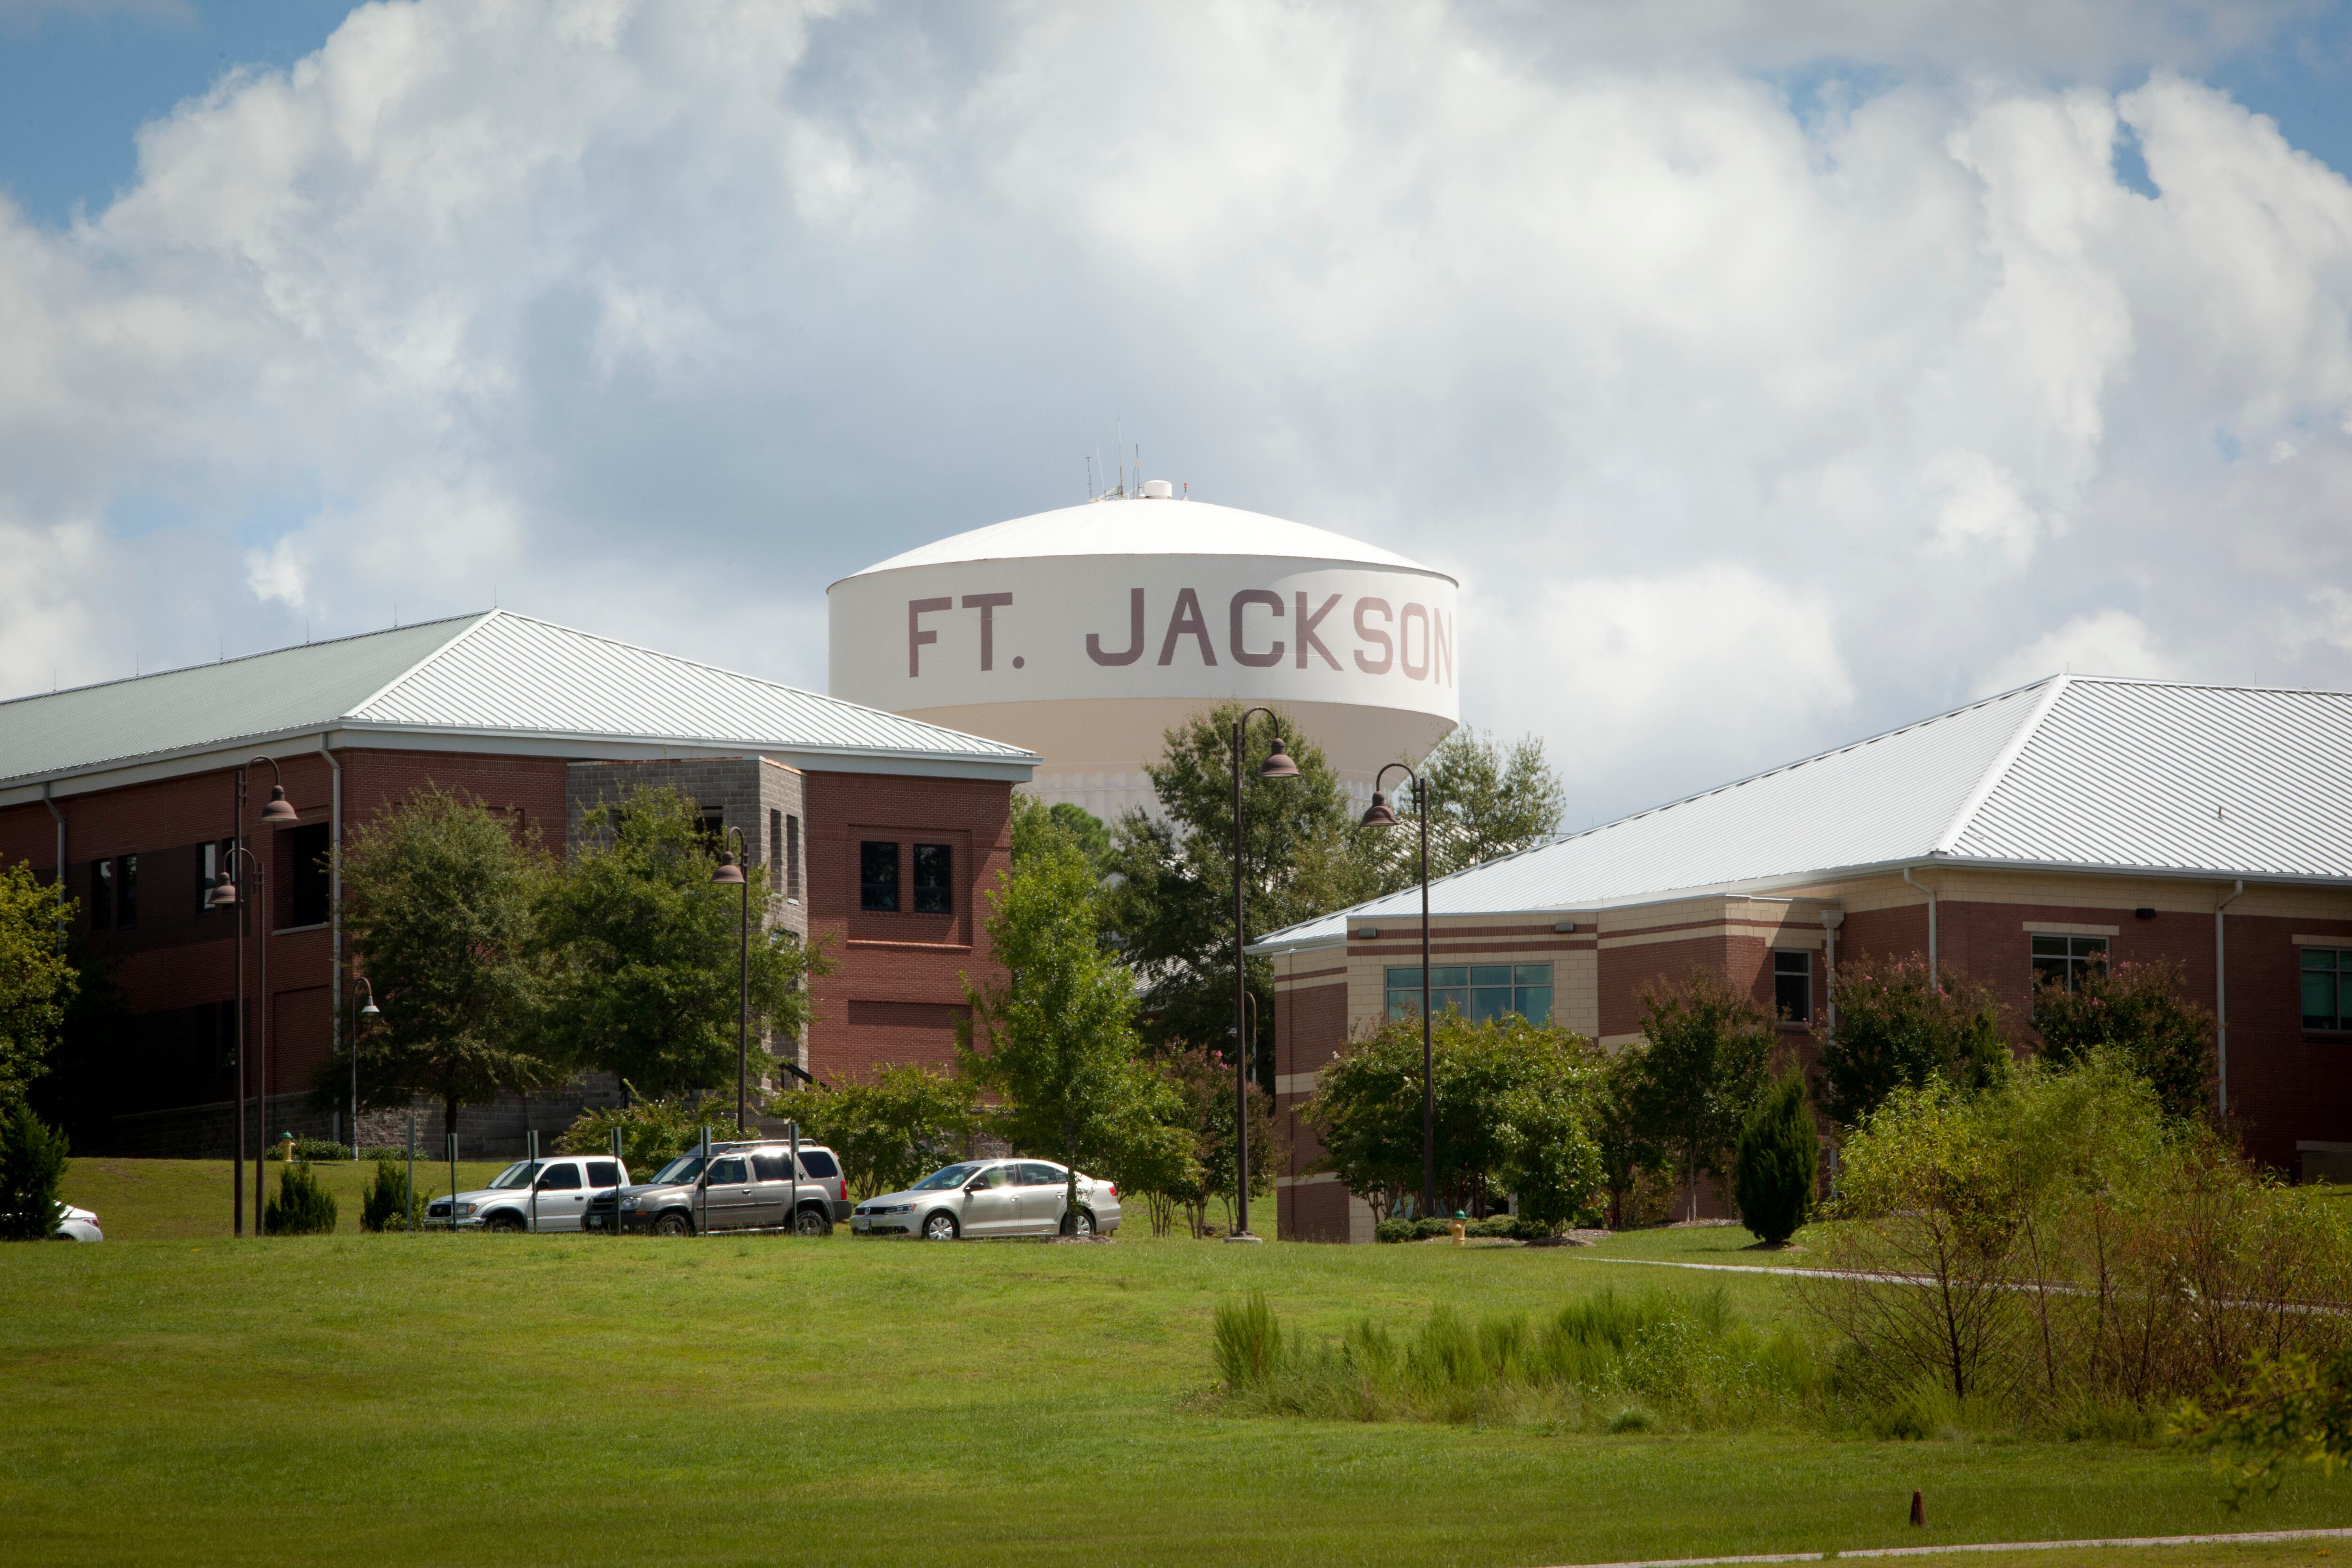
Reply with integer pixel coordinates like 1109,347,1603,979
851,1158,1120,1240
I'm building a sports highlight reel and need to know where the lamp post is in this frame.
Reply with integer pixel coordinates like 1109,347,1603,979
1362,763,1433,1222
1229,708,1298,1243
350,977,381,1156
213,755,296,1236
710,828,752,1137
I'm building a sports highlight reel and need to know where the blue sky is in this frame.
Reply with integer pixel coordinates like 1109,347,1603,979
3,2,2351,820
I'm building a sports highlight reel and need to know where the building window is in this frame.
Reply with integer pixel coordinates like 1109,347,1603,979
2031,934,2108,994
115,854,138,928
786,814,801,901
696,809,726,858
284,822,331,928
913,844,953,914
1386,964,1552,1026
860,841,900,912
90,858,114,931
769,810,783,895
2305,949,2351,1031
1773,950,1812,1024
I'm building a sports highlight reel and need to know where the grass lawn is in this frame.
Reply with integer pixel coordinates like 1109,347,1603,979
63,1157,516,1238
4,1170,2347,1568
1577,1219,1841,1269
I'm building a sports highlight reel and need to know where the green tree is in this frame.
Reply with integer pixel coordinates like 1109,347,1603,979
343,787,560,1140
963,835,1176,1228
1154,1043,1277,1235
2033,958,2214,1122
534,786,826,1111
0,1102,70,1240
1588,1039,1668,1229
1405,728,1569,875
1105,704,1381,1084
1818,953,2009,1128
1733,1071,1818,1246
1011,795,1114,873
1303,1011,1598,1222
0,861,77,1112
789,1063,984,1201
1631,970,1777,1221
553,1085,712,1172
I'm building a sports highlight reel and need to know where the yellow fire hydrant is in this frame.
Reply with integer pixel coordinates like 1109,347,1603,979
1450,1212,1467,1246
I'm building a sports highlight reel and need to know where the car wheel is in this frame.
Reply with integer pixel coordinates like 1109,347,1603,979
1071,1207,1096,1237
922,1211,959,1241
654,1211,693,1237
793,1206,831,1237
487,1211,525,1234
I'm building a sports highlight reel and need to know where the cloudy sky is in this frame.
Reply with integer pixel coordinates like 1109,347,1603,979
2,0,2350,825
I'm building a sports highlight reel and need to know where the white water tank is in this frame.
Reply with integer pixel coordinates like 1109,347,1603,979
827,491,1460,820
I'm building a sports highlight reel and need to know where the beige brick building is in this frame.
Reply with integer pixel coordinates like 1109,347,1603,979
1253,675,2352,1242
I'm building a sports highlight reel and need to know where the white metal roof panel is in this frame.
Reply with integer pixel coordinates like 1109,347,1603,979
355,613,1035,760
0,611,1033,790
842,498,1443,580
1258,674,2352,950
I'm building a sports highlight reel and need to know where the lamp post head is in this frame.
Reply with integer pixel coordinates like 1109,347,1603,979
206,871,238,908
258,785,299,824
1256,736,1300,780
1360,792,1399,828
710,852,746,886
359,996,381,1018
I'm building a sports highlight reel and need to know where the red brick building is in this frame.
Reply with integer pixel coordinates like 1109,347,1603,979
1255,676,2352,1242
0,610,1034,1156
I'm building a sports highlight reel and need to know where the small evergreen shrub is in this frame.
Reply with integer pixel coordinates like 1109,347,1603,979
0,1105,70,1240
265,1161,340,1235
1733,1071,1817,1247
360,1157,423,1232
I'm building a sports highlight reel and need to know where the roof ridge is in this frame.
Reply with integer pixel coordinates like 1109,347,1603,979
343,610,501,719
1932,674,2071,854
0,610,486,713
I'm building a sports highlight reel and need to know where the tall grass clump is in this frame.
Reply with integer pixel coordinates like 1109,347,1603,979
1212,1285,1827,1431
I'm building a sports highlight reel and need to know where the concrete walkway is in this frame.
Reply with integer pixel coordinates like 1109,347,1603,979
1540,1524,2352,1567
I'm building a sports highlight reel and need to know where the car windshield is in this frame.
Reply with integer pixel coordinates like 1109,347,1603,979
488,1161,540,1190
651,1154,705,1186
911,1162,981,1191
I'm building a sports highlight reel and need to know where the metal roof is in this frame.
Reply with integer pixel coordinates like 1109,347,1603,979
0,610,1036,792
1255,675,2352,949
840,497,1447,581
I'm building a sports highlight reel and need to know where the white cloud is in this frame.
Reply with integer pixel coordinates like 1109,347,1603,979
0,3,2350,820
1977,608,2186,693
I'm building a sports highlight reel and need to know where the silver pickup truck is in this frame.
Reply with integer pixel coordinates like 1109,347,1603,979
594,1141,851,1236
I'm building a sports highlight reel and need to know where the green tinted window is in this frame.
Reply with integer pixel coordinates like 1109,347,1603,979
1388,963,1552,1025
2305,949,2348,1031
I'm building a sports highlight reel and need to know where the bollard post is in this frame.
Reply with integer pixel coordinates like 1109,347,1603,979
528,1129,539,1234
697,1125,710,1236
609,1127,624,1238
405,1112,416,1232
447,1133,458,1236
1911,1491,1924,1528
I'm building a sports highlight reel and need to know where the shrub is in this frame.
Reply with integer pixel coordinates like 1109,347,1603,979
265,1161,339,1235
1815,953,2008,1128
2034,958,2215,1122
787,1063,984,1202
0,1104,69,1240
267,1137,352,1162
360,1157,424,1232
1733,1072,1817,1247
556,1086,719,1173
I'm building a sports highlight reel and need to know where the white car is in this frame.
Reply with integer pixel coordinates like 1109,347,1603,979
424,1155,629,1232
54,1203,102,1242
852,1158,1120,1240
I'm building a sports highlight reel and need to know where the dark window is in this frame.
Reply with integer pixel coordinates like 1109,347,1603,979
752,1153,792,1182
769,811,783,894
1773,950,1812,1024
285,822,331,928
2305,949,2350,1031
1386,964,1551,1025
786,814,801,900
861,841,900,911
697,810,726,857
585,1161,621,1188
913,844,953,914
796,1149,838,1178
706,1157,747,1185
536,1163,581,1190
90,858,114,931
2031,934,2107,994
115,854,138,928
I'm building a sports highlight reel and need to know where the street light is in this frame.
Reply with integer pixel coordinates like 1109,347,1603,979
212,754,297,1237
350,977,381,1158
1229,708,1298,1243
710,828,752,1138
1362,762,1435,1223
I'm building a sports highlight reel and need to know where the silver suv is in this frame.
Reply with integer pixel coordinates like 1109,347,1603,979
425,1155,629,1232
604,1142,851,1236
